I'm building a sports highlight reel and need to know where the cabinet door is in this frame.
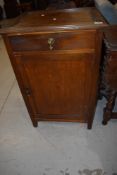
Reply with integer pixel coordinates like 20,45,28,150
16,51,96,121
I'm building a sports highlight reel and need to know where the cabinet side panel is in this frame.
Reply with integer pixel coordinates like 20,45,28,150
2,35,37,125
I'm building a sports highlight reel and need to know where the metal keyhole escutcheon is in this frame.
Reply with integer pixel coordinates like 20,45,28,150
48,38,55,50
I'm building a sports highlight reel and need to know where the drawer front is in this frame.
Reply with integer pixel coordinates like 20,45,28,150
9,30,96,52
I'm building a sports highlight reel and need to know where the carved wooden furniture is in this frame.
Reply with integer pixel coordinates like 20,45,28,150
4,0,20,19
18,2,33,12
0,5,3,20
20,0,49,10
0,8,107,129
46,0,76,10
74,0,94,7
101,26,117,125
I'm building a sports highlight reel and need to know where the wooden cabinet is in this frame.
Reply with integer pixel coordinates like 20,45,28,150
1,8,107,129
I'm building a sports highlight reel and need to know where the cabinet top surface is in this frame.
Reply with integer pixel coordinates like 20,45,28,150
0,7,107,34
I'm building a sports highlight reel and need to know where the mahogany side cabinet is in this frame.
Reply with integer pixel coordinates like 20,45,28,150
0,8,107,129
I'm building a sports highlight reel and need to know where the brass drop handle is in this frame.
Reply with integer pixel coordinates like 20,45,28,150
48,38,55,50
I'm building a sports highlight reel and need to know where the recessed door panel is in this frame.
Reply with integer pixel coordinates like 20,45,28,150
16,51,95,120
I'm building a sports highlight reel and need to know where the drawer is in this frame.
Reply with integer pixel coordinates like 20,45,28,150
9,30,96,52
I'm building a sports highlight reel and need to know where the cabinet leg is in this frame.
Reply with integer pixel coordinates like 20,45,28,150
87,117,93,129
87,109,95,130
32,120,38,127
87,122,92,130
102,91,116,125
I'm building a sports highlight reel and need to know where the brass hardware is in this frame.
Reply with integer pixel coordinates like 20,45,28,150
48,38,55,50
